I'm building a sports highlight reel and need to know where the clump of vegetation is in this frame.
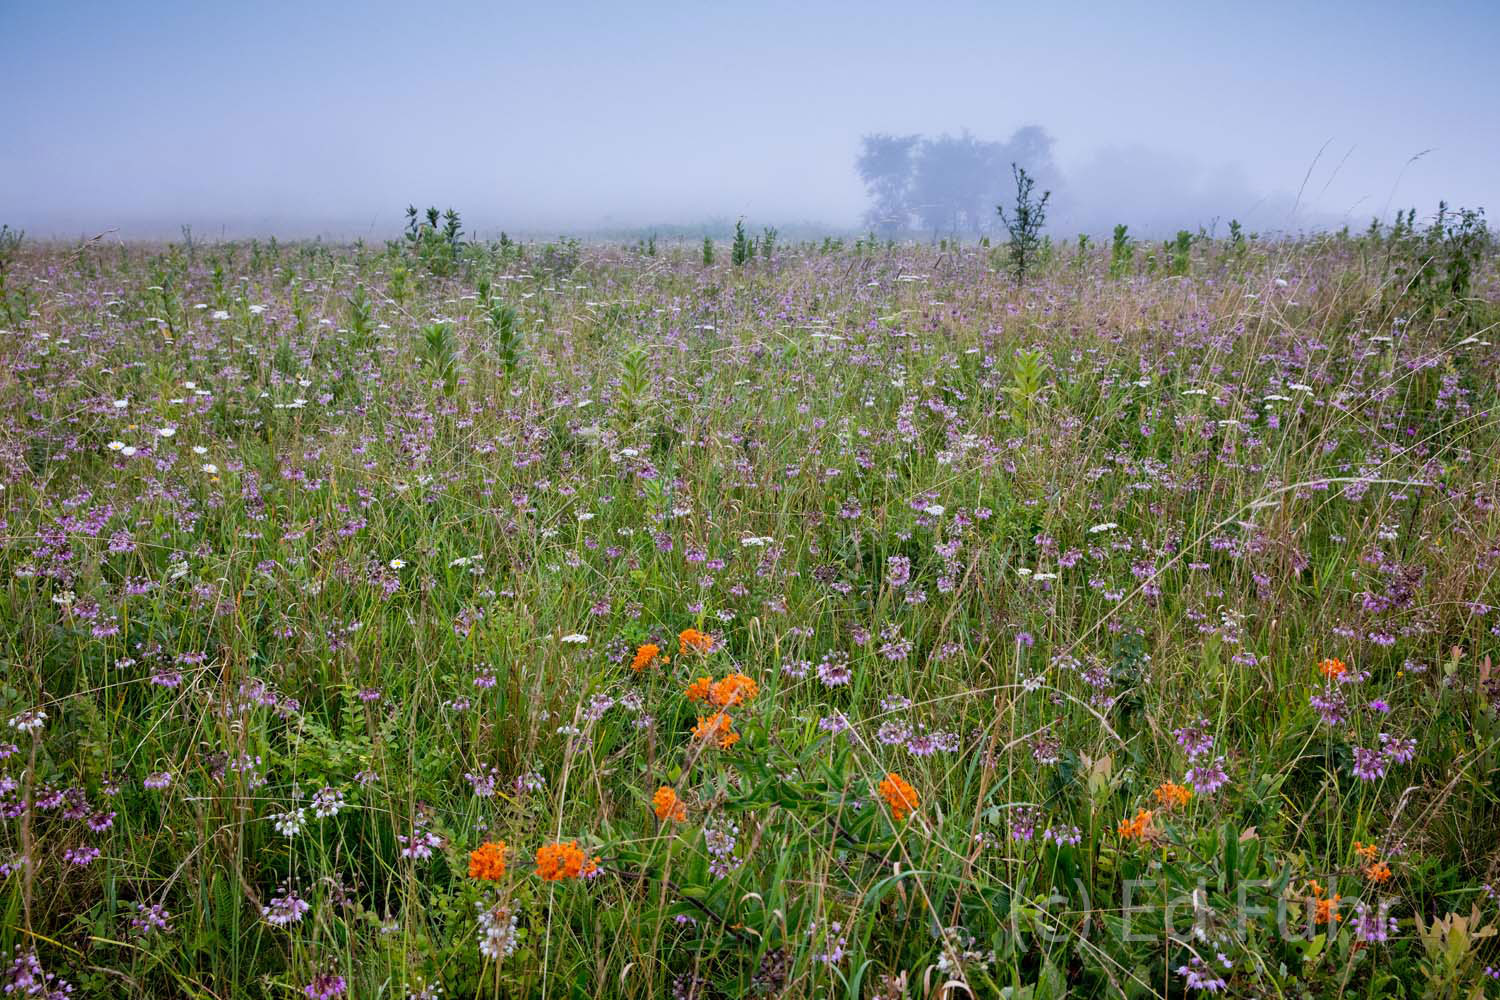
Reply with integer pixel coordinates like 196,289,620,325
0,224,28,324
402,204,465,276
1386,203,1492,326
731,219,754,266
1168,228,1194,276
1109,222,1133,279
488,301,522,376
345,283,377,350
417,319,459,393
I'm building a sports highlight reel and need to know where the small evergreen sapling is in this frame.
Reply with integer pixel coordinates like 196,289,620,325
996,163,1050,283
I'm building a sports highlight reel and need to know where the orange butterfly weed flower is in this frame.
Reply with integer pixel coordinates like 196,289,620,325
684,676,713,703
878,772,919,822
1364,861,1392,884
1352,840,1379,862
1117,808,1154,841
1318,657,1348,680
1308,880,1342,924
468,840,508,881
652,785,687,822
710,672,759,708
679,628,715,654
631,643,662,672
692,712,740,749
1153,781,1193,810
535,840,594,881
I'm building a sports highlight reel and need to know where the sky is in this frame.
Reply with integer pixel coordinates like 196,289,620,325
5,0,1498,239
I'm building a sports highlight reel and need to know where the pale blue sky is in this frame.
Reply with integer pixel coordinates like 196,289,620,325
5,0,1497,237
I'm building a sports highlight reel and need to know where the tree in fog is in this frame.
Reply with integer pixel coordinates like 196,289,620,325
909,131,996,237
858,126,1060,240
856,133,921,237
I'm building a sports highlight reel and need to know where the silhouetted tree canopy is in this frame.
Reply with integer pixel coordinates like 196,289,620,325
856,127,1061,238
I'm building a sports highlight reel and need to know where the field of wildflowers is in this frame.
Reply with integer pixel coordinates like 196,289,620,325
0,220,1497,998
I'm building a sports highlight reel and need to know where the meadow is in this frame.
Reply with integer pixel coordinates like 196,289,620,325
0,214,1497,998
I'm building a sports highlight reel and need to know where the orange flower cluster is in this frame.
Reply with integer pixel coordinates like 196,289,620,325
1308,880,1342,924
631,643,664,672
468,840,508,881
878,772,919,822
678,628,715,654
1318,657,1348,680
1117,808,1154,841
652,785,687,822
692,711,740,749
683,671,758,750
710,672,758,708
1352,842,1392,882
684,672,758,708
535,840,599,881
1153,781,1193,810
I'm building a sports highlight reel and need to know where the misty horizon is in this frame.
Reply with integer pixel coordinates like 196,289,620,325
5,1,1497,241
